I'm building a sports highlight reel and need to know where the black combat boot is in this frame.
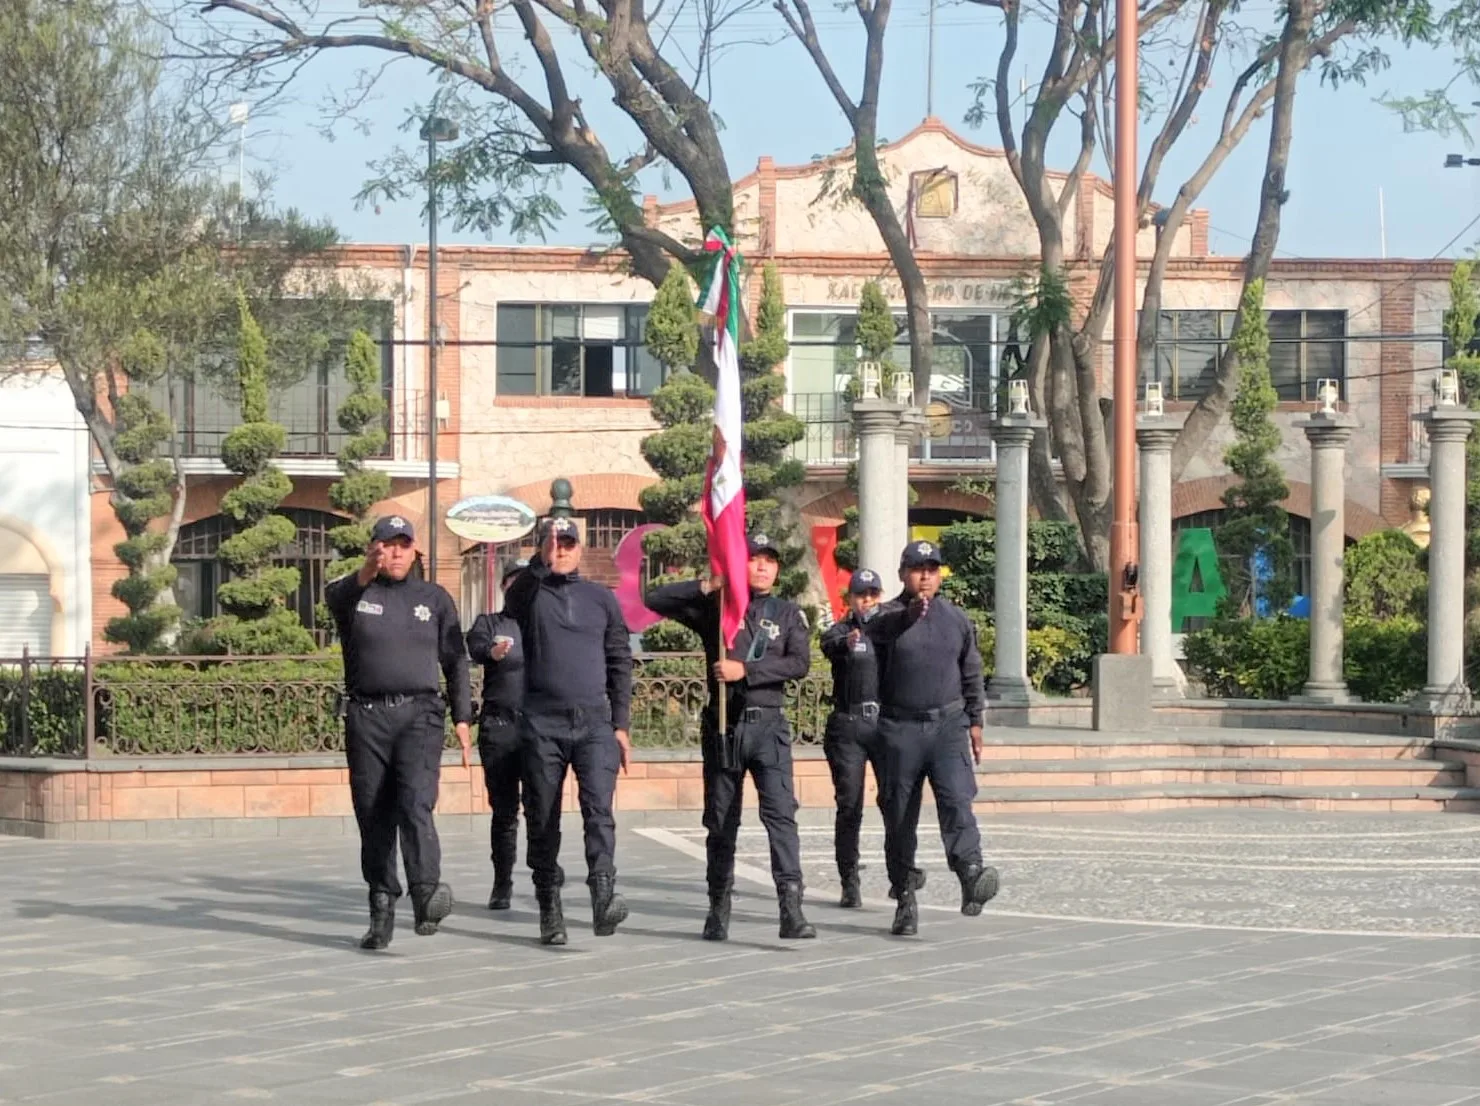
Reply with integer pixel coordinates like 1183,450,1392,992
958,863,1000,917
536,885,567,946
410,883,454,936
838,868,862,909
359,890,396,950
702,884,732,941
777,881,817,940
589,872,629,937
488,832,516,909
890,889,918,936
487,880,513,911
886,868,928,901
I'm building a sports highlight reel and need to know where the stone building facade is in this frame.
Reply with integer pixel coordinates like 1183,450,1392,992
73,119,1447,647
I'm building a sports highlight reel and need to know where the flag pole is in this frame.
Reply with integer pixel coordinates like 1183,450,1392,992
715,579,727,736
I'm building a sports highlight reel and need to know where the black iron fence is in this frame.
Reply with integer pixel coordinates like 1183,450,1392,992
0,650,835,759
785,392,996,466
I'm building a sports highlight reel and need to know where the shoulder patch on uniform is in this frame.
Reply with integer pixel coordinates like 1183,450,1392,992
356,599,383,615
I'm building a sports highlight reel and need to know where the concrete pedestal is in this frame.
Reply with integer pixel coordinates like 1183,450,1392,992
1412,407,1480,713
987,414,1045,704
852,400,908,579
1092,653,1156,732
1296,413,1357,703
1136,417,1183,699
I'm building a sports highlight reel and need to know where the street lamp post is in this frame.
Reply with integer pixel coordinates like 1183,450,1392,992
420,112,459,585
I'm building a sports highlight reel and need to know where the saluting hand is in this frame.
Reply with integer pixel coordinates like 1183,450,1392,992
698,574,725,596
357,541,384,586
455,722,471,771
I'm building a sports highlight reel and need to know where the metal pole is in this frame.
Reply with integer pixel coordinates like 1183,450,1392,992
1109,0,1140,653
426,130,439,585
926,0,935,119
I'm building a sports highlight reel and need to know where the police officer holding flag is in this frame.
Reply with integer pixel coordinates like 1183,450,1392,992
863,539,999,937
644,532,816,942
324,514,472,951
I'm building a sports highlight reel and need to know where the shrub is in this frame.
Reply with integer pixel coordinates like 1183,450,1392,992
1182,616,1309,700
1345,530,1426,621
1345,616,1426,703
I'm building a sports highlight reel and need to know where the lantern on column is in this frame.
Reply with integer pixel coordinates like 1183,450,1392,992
891,371,914,406
1438,366,1461,407
1316,378,1340,415
1007,378,1030,416
858,361,881,399
1144,380,1164,418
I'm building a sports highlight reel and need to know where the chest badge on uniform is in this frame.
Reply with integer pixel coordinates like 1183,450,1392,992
413,604,431,622
356,600,383,615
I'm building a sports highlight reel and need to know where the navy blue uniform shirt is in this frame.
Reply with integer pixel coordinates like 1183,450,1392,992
466,611,524,717
502,555,633,730
325,572,473,725
864,593,985,724
644,580,810,713
819,605,891,711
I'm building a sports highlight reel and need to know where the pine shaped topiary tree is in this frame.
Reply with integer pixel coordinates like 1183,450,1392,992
638,262,808,648
103,370,182,654
855,279,897,385
1218,278,1295,618
214,291,317,654
325,329,392,582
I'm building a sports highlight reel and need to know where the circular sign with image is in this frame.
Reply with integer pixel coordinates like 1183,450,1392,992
444,495,537,544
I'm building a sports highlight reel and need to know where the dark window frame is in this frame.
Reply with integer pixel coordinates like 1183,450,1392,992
495,303,665,398
1147,309,1348,403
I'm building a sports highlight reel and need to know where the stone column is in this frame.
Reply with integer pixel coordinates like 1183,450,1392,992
894,410,924,553
1296,413,1357,703
1136,417,1182,699
852,399,907,580
987,413,1046,704
1413,407,1480,712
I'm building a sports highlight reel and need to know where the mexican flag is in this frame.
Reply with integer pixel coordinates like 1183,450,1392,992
696,227,749,649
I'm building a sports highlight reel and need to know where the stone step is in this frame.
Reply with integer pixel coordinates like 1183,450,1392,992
970,783,1480,815
974,757,1466,789
976,732,1437,761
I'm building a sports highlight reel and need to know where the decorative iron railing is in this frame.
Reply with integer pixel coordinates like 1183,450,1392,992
0,651,835,758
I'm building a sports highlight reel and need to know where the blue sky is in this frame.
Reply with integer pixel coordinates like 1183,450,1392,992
211,2,1480,263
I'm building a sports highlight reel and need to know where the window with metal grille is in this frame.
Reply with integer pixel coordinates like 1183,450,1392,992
1147,310,1347,403
1172,509,1318,627
496,304,665,397
172,507,347,646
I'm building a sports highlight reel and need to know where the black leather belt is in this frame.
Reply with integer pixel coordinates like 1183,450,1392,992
844,702,880,720
348,692,434,710
882,699,965,722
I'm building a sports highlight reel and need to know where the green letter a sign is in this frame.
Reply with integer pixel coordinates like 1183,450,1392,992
1171,528,1226,632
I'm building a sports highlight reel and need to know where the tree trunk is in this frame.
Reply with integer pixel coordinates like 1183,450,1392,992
1170,0,1315,481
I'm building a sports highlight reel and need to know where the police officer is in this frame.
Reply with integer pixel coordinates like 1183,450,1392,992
864,539,999,937
818,569,929,908
502,517,633,946
323,515,472,951
466,560,528,911
644,532,816,942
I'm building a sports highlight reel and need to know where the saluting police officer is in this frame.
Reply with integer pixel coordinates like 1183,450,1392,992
644,532,816,942
324,515,473,951
466,560,528,911
818,569,927,908
864,539,999,937
502,518,633,946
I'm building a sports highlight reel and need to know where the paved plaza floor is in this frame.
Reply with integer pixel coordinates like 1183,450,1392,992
1,810,1478,1105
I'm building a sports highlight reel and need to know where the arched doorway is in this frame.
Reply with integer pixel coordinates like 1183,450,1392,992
0,521,62,656
172,507,346,645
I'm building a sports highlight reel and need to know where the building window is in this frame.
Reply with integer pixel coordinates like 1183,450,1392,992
172,507,345,646
148,301,396,458
1149,310,1347,403
911,170,958,218
496,304,665,398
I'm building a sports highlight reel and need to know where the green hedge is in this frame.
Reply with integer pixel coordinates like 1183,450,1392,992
1182,615,1427,703
0,664,88,756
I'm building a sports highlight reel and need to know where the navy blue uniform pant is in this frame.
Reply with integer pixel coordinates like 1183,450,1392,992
520,705,620,890
702,706,803,892
477,711,523,882
877,706,982,896
824,711,927,880
345,695,445,898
